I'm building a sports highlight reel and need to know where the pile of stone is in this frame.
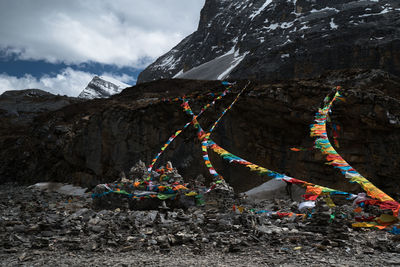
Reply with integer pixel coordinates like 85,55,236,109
92,161,204,211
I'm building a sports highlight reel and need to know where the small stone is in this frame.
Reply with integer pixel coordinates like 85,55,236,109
148,239,157,246
120,245,134,252
315,244,327,251
41,231,54,237
126,236,135,242
88,217,101,225
13,225,27,233
90,225,103,233
363,247,375,254
228,244,241,253
145,229,153,235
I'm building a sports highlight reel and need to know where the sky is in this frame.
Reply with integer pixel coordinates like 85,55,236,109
0,0,205,96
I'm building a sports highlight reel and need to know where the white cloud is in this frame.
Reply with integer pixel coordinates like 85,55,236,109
0,0,205,68
0,68,135,97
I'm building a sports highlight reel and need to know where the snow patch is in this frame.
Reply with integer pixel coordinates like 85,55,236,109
173,69,184,78
265,23,279,31
263,21,295,32
359,5,394,17
299,24,310,31
99,76,130,88
310,7,339,13
217,50,249,80
156,53,182,70
250,0,273,20
278,39,293,47
387,111,400,125
175,47,248,81
330,18,338,29
281,21,294,29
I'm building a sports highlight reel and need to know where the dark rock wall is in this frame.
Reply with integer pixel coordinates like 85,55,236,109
1,75,400,197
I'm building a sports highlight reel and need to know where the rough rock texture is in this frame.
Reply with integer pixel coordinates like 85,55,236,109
78,76,130,99
137,0,400,83
1,71,400,197
1,184,400,266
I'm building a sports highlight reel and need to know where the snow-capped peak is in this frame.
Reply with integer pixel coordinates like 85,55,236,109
98,76,130,89
78,76,131,99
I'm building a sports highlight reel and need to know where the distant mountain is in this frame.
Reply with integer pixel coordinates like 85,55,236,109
138,0,400,83
78,76,130,99
0,89,81,125
0,89,76,116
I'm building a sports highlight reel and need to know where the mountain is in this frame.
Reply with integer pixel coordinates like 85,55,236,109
137,0,400,83
78,76,130,99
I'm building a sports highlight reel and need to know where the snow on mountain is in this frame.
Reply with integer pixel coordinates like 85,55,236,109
175,48,249,80
138,0,400,83
78,76,130,99
98,76,130,89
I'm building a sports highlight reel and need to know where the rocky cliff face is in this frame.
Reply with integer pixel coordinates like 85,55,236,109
1,71,400,198
78,76,130,99
137,0,400,83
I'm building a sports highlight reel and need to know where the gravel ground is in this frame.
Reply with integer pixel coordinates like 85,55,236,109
3,246,400,266
1,183,400,266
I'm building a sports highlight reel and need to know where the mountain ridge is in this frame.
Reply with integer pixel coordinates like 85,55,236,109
137,0,400,83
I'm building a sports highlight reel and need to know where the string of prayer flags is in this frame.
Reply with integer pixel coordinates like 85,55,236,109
290,147,313,152
206,138,354,200
352,213,398,229
194,81,250,180
390,226,400,235
311,88,400,216
181,80,250,181
332,123,340,147
179,81,245,181
146,82,233,178
182,99,224,180
207,81,250,134
92,179,196,201
187,87,355,202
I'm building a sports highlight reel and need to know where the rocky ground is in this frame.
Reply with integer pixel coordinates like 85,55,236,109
1,183,400,266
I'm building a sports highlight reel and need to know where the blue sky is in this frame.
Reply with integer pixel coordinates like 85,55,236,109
0,0,205,96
